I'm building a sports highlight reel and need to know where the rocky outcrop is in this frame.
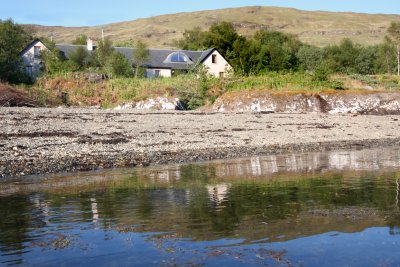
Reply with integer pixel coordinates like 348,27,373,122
114,97,185,110
211,90,400,114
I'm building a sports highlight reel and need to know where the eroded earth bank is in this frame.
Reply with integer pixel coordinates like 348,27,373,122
1,107,400,179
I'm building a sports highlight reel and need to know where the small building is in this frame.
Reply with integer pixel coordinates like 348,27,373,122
20,38,233,79
18,39,47,78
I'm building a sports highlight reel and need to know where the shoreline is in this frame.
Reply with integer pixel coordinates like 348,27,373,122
1,107,400,179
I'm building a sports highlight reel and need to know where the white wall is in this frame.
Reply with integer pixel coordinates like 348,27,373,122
202,50,232,78
21,40,47,79
146,68,172,78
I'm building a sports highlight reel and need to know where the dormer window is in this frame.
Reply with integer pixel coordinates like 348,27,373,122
34,46,41,58
171,52,187,62
164,52,193,64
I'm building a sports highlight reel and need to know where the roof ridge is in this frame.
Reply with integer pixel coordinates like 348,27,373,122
56,43,212,53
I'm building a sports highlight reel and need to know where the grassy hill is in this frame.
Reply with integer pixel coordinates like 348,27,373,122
28,6,400,48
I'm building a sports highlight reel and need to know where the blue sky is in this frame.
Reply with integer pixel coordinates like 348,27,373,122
1,0,399,26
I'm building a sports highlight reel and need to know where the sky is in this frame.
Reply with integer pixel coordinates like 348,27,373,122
1,0,400,26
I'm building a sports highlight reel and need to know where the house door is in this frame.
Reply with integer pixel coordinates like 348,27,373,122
26,65,33,77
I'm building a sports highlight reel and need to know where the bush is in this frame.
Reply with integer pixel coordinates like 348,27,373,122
106,52,133,78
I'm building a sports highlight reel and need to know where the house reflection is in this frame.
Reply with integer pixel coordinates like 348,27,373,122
207,147,400,179
207,183,230,206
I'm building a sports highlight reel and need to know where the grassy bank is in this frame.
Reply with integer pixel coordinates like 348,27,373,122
14,72,400,109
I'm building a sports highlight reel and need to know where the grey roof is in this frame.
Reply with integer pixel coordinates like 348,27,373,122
55,44,216,70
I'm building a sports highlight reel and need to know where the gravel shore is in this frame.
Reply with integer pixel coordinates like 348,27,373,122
1,107,400,179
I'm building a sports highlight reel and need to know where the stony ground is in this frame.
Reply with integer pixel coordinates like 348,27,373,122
1,107,400,179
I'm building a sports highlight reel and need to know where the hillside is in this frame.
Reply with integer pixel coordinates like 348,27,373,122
28,6,400,48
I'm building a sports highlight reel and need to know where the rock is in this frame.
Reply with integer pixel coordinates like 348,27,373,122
114,97,184,110
84,73,107,83
211,90,400,115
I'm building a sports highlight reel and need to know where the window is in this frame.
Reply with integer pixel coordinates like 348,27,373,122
34,46,41,58
164,52,192,64
212,54,217,64
155,70,160,77
26,65,32,76
170,52,187,63
219,72,224,78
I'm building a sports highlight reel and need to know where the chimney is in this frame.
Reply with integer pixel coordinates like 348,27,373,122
87,38,94,51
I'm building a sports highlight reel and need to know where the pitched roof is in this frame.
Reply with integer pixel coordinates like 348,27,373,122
55,44,217,70
18,39,42,56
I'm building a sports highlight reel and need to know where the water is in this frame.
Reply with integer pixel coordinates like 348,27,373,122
1,147,400,266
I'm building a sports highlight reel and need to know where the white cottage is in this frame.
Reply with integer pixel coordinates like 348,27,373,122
19,39,47,79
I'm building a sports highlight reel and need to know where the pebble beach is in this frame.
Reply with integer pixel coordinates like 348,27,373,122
1,107,400,179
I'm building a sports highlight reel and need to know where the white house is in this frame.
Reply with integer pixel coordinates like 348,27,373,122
20,38,233,79
19,39,47,78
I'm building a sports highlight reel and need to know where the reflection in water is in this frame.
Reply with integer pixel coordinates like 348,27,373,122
1,147,400,266
206,183,229,206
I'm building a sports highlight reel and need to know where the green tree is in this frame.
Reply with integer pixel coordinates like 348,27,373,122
297,45,324,72
388,22,400,76
354,46,377,75
41,44,76,74
72,34,88,45
95,38,114,67
254,30,301,72
132,40,149,78
69,46,89,69
176,27,206,50
204,22,240,56
0,19,32,83
106,52,132,77
228,37,262,75
375,37,396,74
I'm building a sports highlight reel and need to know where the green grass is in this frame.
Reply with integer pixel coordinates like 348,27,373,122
22,72,400,109
225,72,344,92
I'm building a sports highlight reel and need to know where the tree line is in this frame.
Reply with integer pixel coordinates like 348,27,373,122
176,21,400,79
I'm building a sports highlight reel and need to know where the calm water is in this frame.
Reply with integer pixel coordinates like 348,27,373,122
2,148,400,267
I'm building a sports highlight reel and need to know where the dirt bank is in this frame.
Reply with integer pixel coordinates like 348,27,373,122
0,83,36,107
1,107,400,179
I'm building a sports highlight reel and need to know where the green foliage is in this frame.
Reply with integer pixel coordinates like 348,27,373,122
69,46,89,69
297,45,324,72
72,34,88,45
204,22,240,56
106,52,132,77
254,30,301,72
40,42,77,74
175,20,400,77
177,22,303,75
95,38,114,67
354,46,378,75
114,39,135,48
175,27,206,50
225,72,343,92
375,37,397,74
132,40,150,78
0,19,32,83
387,21,400,75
